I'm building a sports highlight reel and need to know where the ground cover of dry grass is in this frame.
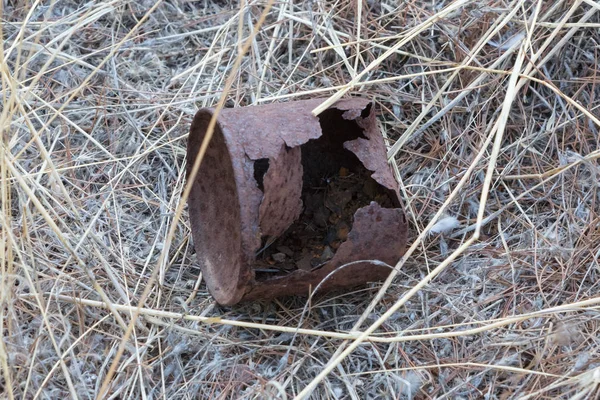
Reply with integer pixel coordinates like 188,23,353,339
2,0,600,398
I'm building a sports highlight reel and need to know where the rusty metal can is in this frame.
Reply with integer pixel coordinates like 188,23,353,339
186,98,407,305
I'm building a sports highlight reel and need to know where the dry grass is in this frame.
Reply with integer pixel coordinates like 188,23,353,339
2,0,600,398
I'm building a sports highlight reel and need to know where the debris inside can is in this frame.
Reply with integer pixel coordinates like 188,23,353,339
253,165,395,278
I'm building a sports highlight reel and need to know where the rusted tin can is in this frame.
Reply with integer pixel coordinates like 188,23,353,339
186,98,407,305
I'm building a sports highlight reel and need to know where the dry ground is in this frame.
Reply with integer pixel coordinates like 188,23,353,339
2,0,600,399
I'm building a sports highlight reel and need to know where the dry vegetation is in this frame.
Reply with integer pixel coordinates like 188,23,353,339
2,0,600,398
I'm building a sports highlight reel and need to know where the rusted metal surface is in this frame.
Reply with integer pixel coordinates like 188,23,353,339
343,104,400,192
258,144,303,238
187,98,407,305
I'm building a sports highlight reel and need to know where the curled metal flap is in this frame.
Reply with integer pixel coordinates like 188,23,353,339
343,106,399,192
328,201,407,269
258,144,303,237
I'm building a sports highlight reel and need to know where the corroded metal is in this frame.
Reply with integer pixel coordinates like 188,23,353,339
187,98,407,305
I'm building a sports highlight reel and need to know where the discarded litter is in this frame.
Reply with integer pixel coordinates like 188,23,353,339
186,98,407,305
